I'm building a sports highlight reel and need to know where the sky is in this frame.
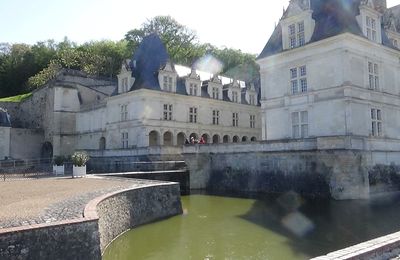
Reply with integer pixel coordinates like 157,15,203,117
1,0,400,55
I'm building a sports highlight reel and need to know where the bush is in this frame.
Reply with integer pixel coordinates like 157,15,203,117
53,156,65,166
71,151,89,167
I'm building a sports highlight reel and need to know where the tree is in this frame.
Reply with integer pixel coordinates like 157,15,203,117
125,16,199,65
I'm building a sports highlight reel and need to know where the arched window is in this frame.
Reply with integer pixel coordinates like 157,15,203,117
242,136,248,142
251,137,257,142
233,136,239,143
223,135,230,143
212,134,220,144
99,137,106,150
177,132,186,145
149,130,159,146
163,131,173,146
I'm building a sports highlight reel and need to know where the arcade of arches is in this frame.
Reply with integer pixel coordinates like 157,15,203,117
147,130,257,146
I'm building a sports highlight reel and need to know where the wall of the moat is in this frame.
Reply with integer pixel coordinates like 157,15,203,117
93,183,183,251
183,136,400,200
0,182,182,260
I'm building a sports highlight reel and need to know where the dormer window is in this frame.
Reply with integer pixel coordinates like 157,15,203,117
232,91,238,103
288,21,305,49
249,94,256,105
366,16,377,42
212,87,219,99
163,76,173,92
189,83,198,96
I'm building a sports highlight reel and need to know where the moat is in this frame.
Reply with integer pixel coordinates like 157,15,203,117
103,192,400,260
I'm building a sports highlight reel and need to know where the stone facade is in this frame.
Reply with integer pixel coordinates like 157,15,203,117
0,35,261,160
257,0,400,144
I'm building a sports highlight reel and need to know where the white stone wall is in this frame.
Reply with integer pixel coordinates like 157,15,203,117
76,88,261,149
9,128,44,159
258,33,400,141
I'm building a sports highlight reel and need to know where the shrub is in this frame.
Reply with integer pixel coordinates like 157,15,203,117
71,151,89,167
53,156,65,166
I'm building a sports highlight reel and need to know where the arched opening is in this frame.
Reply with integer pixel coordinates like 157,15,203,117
251,137,257,142
212,134,220,144
242,136,248,142
201,134,210,143
149,130,159,146
163,131,173,146
223,135,230,143
233,135,239,143
41,142,53,159
189,133,198,143
99,137,106,150
177,132,186,145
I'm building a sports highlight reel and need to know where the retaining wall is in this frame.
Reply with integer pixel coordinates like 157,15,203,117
0,182,182,259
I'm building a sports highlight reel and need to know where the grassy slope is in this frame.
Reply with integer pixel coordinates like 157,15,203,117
0,93,32,102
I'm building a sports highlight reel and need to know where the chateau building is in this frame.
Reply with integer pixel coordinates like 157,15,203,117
0,34,260,159
257,0,400,144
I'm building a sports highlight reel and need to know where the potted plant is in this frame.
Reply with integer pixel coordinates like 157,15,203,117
53,156,65,176
71,151,89,178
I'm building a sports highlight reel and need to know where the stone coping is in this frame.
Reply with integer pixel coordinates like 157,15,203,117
83,182,178,219
311,231,400,260
0,181,176,235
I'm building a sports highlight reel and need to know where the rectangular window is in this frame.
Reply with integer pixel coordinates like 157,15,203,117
371,108,382,136
232,112,239,127
289,24,296,48
297,21,305,46
232,91,238,103
290,66,307,94
121,132,128,149
366,16,377,42
189,107,197,123
189,83,197,96
163,76,173,92
120,104,128,121
212,110,219,125
292,111,308,138
212,87,219,99
163,104,173,120
368,61,379,90
249,94,255,105
250,115,255,128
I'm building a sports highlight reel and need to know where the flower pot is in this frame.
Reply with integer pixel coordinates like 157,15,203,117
53,165,65,176
73,165,86,178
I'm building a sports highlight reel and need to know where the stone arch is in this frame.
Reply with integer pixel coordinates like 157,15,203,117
223,135,230,143
177,132,186,145
189,133,198,143
233,135,239,143
99,137,106,150
242,136,248,142
251,136,257,142
163,131,173,146
212,134,220,144
149,130,160,146
41,142,53,159
201,133,210,143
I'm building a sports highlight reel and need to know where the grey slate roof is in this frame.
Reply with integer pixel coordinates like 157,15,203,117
257,0,396,60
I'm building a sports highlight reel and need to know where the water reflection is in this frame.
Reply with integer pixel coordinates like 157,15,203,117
103,192,400,260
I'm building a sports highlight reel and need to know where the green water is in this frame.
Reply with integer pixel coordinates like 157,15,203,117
103,193,400,260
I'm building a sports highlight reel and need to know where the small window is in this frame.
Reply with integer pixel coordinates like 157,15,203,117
250,115,255,128
292,111,308,138
189,107,197,123
212,110,219,125
120,104,128,121
232,112,239,127
368,61,379,91
371,108,382,137
163,104,173,120
290,66,307,94
121,132,129,149
212,87,219,99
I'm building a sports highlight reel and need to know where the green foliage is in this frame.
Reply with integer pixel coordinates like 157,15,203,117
53,155,65,166
0,16,259,98
71,151,89,167
0,92,32,102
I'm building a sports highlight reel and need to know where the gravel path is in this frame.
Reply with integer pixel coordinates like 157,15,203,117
0,176,161,229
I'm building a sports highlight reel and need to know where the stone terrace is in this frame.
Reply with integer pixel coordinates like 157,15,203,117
0,176,161,229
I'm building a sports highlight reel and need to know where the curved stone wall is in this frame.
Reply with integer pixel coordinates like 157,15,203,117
0,182,182,260
85,182,183,252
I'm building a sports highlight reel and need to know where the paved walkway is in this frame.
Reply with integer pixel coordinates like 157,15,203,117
0,176,161,229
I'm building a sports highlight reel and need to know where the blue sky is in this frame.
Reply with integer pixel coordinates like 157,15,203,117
1,0,399,54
